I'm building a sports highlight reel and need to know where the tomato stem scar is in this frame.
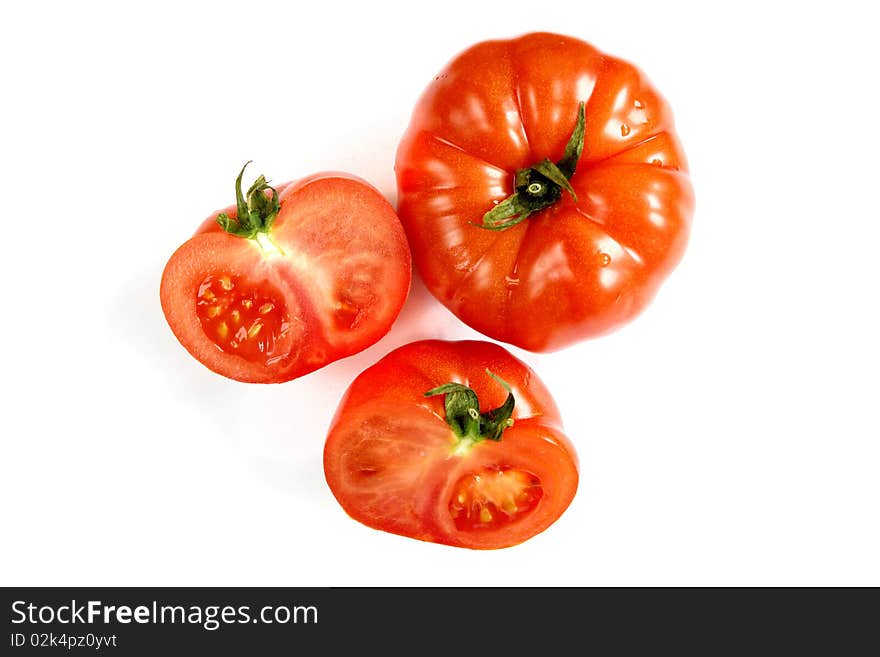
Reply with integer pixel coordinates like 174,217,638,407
254,230,285,257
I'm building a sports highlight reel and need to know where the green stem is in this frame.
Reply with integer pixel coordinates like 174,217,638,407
478,102,585,231
424,369,515,445
216,162,281,238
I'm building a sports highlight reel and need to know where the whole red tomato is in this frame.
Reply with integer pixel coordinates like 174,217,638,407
396,32,694,351
161,164,411,383
323,340,578,549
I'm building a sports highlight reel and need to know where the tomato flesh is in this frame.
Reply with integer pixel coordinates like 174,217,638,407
330,257,381,331
449,466,543,532
195,273,290,365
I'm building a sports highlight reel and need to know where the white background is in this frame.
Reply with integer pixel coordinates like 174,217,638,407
2,1,878,586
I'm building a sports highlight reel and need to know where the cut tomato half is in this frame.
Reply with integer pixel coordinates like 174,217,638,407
324,340,578,549
161,167,411,383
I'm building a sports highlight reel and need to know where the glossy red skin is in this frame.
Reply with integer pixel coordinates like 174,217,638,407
396,32,694,351
160,173,411,383
323,340,579,549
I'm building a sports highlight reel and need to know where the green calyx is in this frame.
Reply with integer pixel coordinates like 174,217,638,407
477,102,586,231
216,161,280,238
424,370,515,446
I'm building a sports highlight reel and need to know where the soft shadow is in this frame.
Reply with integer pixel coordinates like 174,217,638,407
109,112,473,500
106,258,243,435
308,268,459,389
251,268,470,501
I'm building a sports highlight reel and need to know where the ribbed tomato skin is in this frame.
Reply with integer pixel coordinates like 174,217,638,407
396,32,694,351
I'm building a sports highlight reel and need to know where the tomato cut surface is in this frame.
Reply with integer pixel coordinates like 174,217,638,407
395,32,694,351
448,466,543,532
161,170,411,383
324,340,578,549
196,274,290,365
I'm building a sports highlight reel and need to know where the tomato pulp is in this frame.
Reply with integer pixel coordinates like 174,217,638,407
396,32,694,351
323,340,578,549
161,166,411,382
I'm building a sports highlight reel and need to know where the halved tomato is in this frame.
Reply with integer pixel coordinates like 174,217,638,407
160,164,411,383
323,340,578,549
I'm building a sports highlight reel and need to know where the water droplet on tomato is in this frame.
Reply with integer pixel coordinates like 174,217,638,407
633,99,644,109
651,158,662,166
599,252,611,266
620,123,630,137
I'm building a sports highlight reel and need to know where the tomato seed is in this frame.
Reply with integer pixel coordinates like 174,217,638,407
196,273,289,365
